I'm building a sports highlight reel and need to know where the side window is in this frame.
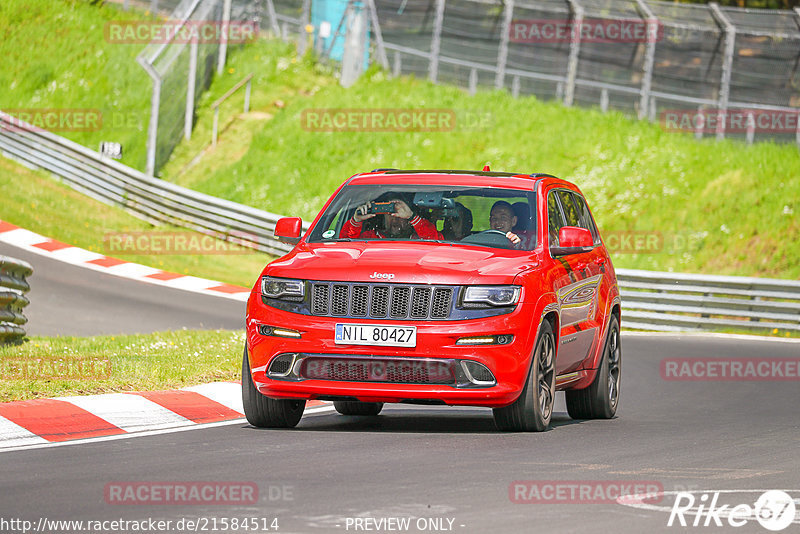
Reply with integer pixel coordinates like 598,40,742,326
557,190,581,227
547,191,566,246
571,193,601,244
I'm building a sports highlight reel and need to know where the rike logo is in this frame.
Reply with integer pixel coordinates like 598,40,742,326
667,490,797,531
369,272,395,280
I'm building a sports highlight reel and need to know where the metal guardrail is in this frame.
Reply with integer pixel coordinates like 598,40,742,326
0,111,299,257
616,269,800,333
212,73,254,146
2,111,799,334
0,256,32,343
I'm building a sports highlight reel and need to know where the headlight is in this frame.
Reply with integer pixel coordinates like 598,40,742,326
261,276,305,300
462,285,521,307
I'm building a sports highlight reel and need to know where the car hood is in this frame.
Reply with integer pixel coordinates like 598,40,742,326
266,241,537,285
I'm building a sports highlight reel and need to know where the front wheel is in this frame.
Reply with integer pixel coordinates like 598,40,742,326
493,320,556,432
241,347,305,428
566,315,621,419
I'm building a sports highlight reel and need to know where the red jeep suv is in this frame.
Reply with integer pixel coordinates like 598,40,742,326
243,169,621,431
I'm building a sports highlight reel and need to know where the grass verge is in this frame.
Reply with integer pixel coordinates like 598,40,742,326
1,0,154,170
0,329,243,402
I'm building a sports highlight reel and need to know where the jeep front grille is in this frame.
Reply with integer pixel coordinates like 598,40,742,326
309,282,454,320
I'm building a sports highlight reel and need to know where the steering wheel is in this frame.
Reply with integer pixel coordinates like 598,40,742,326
460,229,514,248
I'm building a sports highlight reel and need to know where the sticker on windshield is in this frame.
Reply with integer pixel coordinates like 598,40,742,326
322,230,335,238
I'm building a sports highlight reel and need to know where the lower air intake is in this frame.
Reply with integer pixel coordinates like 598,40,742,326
300,357,455,384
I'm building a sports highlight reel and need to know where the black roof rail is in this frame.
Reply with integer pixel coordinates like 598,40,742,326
371,168,399,172
529,173,558,179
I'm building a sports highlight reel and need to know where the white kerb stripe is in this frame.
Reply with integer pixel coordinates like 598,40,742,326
0,228,48,247
182,382,244,414
56,393,191,433
49,247,105,264
0,415,49,448
104,263,161,278
165,276,219,291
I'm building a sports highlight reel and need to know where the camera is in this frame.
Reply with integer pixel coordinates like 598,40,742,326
367,201,396,214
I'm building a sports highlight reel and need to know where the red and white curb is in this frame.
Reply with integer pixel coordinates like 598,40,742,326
0,220,250,301
0,382,329,451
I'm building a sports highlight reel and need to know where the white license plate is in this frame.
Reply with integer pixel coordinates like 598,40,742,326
334,324,417,347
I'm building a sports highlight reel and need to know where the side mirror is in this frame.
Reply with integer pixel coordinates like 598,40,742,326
275,217,302,245
550,226,593,256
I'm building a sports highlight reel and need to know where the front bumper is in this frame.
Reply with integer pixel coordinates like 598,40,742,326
245,296,541,407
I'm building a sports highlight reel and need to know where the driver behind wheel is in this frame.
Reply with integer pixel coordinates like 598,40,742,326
490,201,534,249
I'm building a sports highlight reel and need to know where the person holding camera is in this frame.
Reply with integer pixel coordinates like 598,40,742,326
340,199,442,240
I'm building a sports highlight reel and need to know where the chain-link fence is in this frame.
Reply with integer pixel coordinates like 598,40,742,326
271,0,800,147
129,0,800,174
129,0,264,176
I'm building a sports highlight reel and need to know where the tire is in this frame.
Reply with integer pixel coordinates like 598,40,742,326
333,400,384,416
493,320,556,432
241,347,305,428
566,315,621,420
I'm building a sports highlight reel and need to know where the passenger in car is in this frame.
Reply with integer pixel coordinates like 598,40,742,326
442,202,473,241
340,198,442,240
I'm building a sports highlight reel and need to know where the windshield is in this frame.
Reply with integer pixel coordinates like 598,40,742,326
307,184,538,251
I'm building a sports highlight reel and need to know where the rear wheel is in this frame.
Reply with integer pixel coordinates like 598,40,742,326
493,320,555,432
566,315,621,419
241,347,305,428
333,400,384,416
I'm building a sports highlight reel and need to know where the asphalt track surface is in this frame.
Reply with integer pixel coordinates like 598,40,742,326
2,242,799,533
0,242,244,336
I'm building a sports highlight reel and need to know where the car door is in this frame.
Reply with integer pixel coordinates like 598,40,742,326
548,189,600,374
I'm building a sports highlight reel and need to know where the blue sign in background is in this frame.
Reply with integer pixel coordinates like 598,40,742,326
311,0,370,67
